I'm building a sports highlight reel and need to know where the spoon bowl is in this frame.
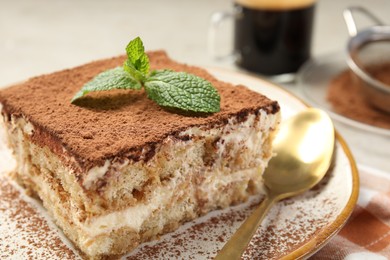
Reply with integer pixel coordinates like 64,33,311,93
264,108,335,198
215,108,335,259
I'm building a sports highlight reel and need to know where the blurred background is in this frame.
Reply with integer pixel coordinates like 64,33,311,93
1,0,389,171
0,0,388,86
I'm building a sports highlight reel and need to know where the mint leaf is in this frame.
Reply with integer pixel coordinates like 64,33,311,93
125,37,149,75
71,67,141,102
72,36,221,113
144,70,220,113
123,60,146,82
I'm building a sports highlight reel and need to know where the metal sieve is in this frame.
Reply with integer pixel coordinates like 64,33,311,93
343,6,390,113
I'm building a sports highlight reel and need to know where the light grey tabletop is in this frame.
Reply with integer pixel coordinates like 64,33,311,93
1,0,389,172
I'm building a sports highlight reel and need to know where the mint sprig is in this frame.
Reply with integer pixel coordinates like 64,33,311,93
71,37,220,113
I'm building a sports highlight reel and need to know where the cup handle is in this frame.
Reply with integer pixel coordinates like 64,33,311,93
343,6,384,37
208,11,236,60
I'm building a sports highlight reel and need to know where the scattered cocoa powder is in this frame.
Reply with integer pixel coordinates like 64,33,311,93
1,170,337,259
126,174,334,259
0,176,78,259
327,67,390,129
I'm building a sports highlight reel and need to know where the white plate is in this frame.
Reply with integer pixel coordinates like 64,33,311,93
0,68,359,259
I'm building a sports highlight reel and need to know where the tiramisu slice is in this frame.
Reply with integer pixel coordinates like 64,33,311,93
0,51,280,259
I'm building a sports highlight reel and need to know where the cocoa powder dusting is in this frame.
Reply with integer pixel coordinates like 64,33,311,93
327,67,390,129
0,51,279,171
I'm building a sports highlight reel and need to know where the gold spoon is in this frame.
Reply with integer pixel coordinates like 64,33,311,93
215,108,335,259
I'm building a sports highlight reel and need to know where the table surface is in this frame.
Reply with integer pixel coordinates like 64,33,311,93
1,0,389,172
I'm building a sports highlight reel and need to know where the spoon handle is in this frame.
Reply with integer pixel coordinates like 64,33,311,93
215,195,277,260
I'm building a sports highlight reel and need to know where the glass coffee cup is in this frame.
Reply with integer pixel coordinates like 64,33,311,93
209,0,316,82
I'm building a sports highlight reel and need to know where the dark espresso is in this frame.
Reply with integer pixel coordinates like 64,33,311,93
234,2,315,75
